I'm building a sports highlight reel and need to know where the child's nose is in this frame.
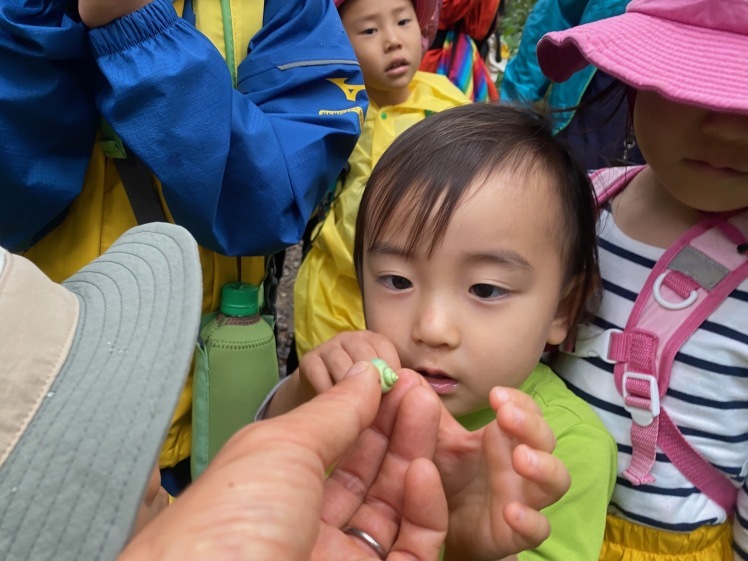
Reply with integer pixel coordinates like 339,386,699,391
701,111,748,142
384,29,402,51
412,299,459,349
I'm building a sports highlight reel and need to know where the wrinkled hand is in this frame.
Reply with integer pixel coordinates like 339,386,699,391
435,387,571,561
78,0,152,28
269,330,401,416
117,363,447,561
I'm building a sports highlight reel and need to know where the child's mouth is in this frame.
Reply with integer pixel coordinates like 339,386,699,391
417,370,458,395
385,59,409,76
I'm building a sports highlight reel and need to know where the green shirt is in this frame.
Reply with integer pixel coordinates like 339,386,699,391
456,363,617,561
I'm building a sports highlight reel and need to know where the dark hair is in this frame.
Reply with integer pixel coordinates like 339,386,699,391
353,102,600,331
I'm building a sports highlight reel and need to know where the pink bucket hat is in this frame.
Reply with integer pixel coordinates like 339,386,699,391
335,0,440,50
537,0,748,115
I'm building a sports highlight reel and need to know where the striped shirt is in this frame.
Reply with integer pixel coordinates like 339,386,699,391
550,202,748,557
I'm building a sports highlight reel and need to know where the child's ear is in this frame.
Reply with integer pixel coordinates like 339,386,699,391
546,276,583,346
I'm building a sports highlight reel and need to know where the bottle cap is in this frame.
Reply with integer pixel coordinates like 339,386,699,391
219,282,259,317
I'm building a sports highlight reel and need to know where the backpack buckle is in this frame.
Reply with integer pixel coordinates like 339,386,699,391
622,372,660,426
562,326,621,364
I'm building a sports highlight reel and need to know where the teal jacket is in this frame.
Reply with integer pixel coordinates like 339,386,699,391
500,0,628,131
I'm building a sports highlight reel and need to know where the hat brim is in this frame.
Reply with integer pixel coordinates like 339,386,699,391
0,223,202,561
537,12,748,115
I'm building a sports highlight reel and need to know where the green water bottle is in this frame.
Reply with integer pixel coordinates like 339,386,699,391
191,282,279,479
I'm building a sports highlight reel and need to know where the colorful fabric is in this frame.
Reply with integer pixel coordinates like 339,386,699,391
421,30,498,101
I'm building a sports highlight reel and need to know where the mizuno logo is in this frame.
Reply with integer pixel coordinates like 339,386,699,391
328,78,366,101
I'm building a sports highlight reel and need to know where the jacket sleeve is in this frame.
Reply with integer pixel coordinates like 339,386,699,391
0,1,99,251
500,0,589,102
89,0,367,256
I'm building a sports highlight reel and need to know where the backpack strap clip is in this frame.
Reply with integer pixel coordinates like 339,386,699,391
622,372,660,427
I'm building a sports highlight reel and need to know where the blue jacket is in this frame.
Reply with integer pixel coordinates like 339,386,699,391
0,0,366,256
500,0,628,132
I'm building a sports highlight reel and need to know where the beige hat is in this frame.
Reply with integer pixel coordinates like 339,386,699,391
0,223,202,561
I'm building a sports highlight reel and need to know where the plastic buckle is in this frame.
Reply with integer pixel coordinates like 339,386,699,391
570,328,622,364
622,372,660,426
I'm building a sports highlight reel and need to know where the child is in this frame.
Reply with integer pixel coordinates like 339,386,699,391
272,103,618,560
293,0,471,360
535,0,748,558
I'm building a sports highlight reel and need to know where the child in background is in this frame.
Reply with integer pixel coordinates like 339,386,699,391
536,0,748,558
293,0,471,360
271,103,617,560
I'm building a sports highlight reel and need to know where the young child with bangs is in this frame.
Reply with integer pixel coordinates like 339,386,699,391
292,0,472,366
536,0,748,558
269,103,617,561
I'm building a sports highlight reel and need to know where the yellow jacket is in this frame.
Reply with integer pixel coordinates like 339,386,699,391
294,72,470,358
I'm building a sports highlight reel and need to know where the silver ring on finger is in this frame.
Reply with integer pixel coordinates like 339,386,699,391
342,526,388,560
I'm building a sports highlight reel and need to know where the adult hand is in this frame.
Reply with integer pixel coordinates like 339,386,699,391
268,330,401,417
436,387,571,561
78,0,152,28
118,362,447,561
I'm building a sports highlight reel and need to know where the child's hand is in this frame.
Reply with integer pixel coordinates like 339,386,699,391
78,0,152,28
267,330,400,417
300,330,401,393
435,388,570,561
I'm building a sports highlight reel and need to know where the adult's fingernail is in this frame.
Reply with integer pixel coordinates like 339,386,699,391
493,387,510,404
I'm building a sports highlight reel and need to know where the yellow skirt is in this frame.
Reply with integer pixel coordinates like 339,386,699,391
600,514,732,560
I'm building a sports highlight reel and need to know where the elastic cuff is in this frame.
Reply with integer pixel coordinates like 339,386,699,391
88,0,178,57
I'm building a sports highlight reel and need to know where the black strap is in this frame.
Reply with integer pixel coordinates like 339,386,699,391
113,152,168,224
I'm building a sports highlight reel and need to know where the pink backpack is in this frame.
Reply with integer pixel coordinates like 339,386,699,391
561,166,748,514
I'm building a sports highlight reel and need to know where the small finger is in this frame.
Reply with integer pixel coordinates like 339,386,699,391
502,501,551,553
511,444,571,505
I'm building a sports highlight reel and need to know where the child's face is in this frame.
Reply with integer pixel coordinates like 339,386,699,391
634,91,748,212
340,0,422,108
362,170,572,418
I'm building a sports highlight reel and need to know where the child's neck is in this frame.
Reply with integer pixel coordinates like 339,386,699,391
368,86,411,109
611,167,702,249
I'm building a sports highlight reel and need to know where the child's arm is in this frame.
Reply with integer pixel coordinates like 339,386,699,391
437,389,572,561
265,330,401,417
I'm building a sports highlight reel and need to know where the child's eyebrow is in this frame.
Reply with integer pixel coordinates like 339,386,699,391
368,243,532,270
368,241,407,257
464,250,532,270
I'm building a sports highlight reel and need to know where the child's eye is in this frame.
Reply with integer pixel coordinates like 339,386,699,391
398,18,413,26
362,27,377,35
380,275,412,290
470,284,508,300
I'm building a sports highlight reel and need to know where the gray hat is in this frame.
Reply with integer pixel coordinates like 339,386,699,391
0,223,202,561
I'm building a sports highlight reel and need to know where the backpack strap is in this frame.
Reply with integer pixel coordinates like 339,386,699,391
113,151,168,224
589,165,646,204
563,167,748,514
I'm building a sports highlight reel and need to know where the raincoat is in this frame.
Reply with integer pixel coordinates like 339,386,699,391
294,72,469,358
0,0,366,467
